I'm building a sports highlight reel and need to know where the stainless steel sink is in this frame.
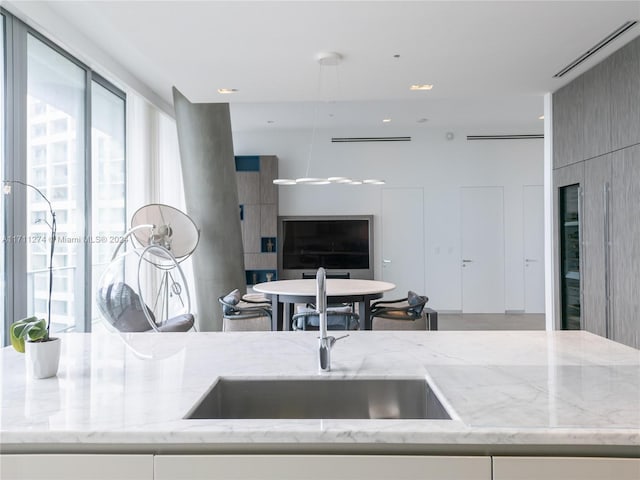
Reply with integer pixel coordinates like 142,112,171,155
185,378,451,420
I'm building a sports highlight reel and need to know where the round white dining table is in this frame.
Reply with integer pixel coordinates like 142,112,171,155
253,279,396,331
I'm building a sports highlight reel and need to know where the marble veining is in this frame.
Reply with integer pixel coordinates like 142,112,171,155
0,331,638,453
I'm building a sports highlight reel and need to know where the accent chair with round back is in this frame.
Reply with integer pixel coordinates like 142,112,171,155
97,282,195,332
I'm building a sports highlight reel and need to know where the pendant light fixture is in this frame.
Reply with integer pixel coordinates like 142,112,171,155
273,52,385,186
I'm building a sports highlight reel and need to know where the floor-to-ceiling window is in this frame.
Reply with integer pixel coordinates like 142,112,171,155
0,13,5,346
1,11,126,342
26,33,86,333
90,79,126,327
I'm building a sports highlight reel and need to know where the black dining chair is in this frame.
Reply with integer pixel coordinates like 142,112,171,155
219,289,272,331
369,291,437,330
291,306,360,331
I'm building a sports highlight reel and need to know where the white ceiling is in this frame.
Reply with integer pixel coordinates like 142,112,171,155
12,1,640,132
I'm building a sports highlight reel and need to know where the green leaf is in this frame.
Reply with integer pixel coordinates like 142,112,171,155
25,320,47,342
10,323,27,353
9,316,45,353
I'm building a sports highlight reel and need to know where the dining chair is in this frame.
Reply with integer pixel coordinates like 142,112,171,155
219,289,272,331
291,306,360,331
370,291,437,330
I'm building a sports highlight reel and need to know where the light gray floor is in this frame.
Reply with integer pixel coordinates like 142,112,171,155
437,313,545,331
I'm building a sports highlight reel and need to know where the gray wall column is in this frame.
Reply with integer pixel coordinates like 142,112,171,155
172,87,245,331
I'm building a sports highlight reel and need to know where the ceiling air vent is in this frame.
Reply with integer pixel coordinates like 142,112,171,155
331,136,411,143
466,134,544,141
553,20,638,78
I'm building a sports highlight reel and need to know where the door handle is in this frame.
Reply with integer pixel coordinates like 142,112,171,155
525,259,537,262
462,259,473,263
382,259,391,264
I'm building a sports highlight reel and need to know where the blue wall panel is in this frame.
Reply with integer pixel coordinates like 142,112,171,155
235,156,261,172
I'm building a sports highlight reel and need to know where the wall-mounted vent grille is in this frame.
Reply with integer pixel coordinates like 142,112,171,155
553,20,638,78
466,134,544,141
331,136,411,143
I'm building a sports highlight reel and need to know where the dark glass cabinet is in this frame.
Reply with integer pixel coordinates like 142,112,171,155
559,184,581,329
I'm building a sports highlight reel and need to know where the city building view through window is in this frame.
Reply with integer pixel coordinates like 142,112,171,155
0,15,4,346
2,14,126,340
27,34,86,333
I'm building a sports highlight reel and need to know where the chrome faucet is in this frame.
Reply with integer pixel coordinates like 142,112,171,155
316,267,347,372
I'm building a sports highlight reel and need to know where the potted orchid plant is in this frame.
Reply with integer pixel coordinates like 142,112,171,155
4,180,60,379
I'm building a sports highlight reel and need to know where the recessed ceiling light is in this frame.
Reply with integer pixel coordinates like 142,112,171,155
538,115,545,120
382,118,392,123
217,88,238,94
410,84,433,91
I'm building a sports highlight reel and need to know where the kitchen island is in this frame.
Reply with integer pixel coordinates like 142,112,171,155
1,331,639,479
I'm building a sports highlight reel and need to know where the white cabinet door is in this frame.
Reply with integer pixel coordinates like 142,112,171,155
155,455,491,480
493,456,640,480
0,454,153,480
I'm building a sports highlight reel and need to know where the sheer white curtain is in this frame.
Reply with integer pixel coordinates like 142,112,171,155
126,93,198,320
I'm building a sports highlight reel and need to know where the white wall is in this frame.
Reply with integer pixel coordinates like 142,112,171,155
233,128,543,312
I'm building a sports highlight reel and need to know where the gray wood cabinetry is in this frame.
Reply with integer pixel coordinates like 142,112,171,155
236,156,278,285
609,36,640,151
553,76,584,168
611,144,640,348
558,147,640,349
241,204,261,253
260,156,279,205
582,61,611,160
553,36,640,166
553,162,584,328
553,36,640,348
582,155,612,338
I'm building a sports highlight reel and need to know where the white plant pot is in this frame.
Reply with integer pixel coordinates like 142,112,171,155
25,337,61,379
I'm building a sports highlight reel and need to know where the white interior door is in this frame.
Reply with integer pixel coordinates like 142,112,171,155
523,185,545,313
461,187,505,313
381,188,425,298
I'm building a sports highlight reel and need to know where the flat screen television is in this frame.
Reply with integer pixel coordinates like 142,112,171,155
278,215,374,280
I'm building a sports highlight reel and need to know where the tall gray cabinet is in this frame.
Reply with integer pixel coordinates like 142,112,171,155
610,145,640,347
235,155,278,286
582,155,611,338
553,35,640,349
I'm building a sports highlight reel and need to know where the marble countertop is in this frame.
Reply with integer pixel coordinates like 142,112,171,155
1,331,639,455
